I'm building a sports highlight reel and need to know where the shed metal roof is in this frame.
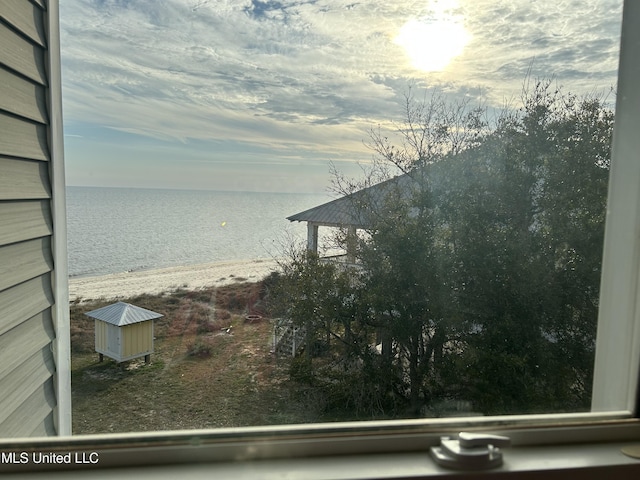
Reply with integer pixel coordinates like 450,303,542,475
287,173,417,227
85,302,163,326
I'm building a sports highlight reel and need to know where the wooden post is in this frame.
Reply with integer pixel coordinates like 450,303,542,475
307,223,319,253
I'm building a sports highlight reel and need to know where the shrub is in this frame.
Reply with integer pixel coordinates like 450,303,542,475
186,339,213,359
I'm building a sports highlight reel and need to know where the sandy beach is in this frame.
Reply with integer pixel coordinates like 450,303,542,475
68,258,280,302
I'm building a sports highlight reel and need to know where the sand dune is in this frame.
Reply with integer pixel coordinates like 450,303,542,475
68,258,280,302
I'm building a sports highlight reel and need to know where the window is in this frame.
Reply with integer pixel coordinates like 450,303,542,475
1,0,640,477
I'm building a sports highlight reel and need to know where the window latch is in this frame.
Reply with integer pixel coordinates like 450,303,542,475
430,432,511,470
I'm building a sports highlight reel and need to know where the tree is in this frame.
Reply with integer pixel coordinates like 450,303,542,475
428,81,612,413
272,81,614,419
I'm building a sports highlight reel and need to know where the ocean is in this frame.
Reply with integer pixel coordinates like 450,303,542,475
66,187,332,277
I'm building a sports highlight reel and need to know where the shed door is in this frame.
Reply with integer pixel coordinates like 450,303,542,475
107,326,120,355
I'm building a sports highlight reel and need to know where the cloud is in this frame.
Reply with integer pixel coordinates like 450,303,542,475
452,0,621,98
59,0,623,190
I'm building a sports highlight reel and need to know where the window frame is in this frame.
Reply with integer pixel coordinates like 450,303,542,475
48,0,72,437
2,0,640,475
591,0,640,414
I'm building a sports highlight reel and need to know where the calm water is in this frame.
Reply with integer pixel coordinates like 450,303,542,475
66,187,331,277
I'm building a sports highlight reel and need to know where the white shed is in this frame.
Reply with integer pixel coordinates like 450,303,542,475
86,302,163,364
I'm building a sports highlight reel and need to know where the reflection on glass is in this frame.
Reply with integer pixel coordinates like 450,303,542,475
59,0,622,433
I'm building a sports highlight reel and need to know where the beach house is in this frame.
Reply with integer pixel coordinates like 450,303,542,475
287,173,418,263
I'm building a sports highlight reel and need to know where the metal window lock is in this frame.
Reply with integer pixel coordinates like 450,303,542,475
430,432,511,470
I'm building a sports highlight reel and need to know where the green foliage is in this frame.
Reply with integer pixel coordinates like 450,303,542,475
274,82,613,419
431,82,610,414
288,356,315,384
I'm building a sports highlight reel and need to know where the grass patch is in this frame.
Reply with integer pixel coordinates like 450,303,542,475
71,281,318,434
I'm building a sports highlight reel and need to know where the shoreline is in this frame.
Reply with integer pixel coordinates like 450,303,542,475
68,258,280,302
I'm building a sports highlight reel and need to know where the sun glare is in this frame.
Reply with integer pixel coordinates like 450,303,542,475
394,1,471,72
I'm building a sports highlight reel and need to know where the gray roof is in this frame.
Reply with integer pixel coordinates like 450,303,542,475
287,194,368,227
287,173,417,228
85,302,163,326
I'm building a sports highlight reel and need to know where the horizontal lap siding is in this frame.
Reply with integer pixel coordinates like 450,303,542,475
0,0,59,437
0,0,47,48
0,156,51,199
0,237,53,299
30,411,57,437
0,20,47,85
4,380,57,437
0,274,54,338
0,68,47,123
0,113,49,161
0,311,55,382
0,345,56,422
0,200,52,246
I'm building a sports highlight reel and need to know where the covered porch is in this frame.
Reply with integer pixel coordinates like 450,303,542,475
287,173,417,264
287,195,367,265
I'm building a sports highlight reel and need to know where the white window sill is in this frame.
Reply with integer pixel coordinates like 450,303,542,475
2,442,640,479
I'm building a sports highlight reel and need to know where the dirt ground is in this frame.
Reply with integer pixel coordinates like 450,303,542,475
70,282,320,434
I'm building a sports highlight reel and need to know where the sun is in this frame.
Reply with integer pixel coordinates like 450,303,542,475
394,1,471,72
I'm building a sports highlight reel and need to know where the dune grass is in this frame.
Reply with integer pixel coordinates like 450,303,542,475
70,281,319,434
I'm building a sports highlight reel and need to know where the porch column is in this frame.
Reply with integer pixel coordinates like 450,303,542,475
307,223,319,253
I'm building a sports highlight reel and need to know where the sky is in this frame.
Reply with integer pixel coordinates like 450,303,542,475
59,0,623,193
